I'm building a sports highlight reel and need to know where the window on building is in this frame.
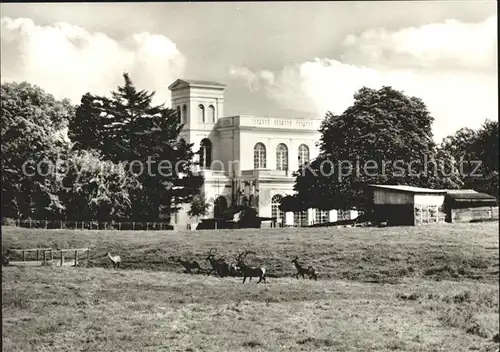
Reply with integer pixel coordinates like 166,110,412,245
182,105,187,123
199,138,212,169
276,143,288,171
271,194,285,226
294,210,308,227
176,106,182,124
199,104,205,123
208,105,216,123
315,209,329,224
298,144,310,166
254,143,267,169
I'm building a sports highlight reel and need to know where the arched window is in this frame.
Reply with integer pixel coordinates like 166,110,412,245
199,138,212,169
271,194,285,226
198,104,205,123
254,143,266,169
208,105,216,123
182,105,187,123
276,143,288,171
298,144,310,166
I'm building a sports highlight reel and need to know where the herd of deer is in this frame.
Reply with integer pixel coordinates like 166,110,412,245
173,248,318,283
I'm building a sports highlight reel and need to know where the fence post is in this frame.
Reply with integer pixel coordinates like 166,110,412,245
45,220,48,229
87,248,90,264
36,250,39,261
43,250,46,264
74,250,78,266
22,250,25,262
60,251,64,267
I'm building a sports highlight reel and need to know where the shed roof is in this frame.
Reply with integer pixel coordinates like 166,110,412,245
445,192,497,201
367,184,446,194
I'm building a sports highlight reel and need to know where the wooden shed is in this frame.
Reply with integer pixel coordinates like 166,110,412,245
443,191,498,223
365,185,447,226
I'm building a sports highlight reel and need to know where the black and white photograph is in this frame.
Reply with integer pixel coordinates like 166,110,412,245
1,1,498,351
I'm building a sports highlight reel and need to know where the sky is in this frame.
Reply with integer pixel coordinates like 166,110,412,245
1,1,497,142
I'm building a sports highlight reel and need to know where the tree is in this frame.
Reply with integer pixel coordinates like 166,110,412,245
68,73,203,220
187,193,210,223
1,81,74,219
59,149,140,221
291,86,462,211
441,119,499,199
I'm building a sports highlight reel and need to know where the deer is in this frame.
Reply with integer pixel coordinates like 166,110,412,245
106,252,121,269
291,256,317,280
176,257,202,274
235,250,267,284
206,248,230,277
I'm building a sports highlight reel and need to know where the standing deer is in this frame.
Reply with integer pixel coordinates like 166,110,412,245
106,252,121,269
176,257,202,274
291,256,317,280
206,248,230,277
236,250,267,284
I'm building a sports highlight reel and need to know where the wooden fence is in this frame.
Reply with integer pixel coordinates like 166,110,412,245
8,247,91,267
2,219,173,231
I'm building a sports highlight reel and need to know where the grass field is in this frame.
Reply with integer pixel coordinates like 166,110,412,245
2,222,499,351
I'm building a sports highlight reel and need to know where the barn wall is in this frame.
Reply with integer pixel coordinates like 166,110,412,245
373,204,414,226
373,189,413,205
414,194,445,206
449,206,499,223
414,204,446,225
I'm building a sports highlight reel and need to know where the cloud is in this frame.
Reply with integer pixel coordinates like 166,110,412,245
341,15,497,72
1,17,186,106
229,15,497,141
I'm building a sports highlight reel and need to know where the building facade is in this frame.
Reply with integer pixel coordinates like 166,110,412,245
168,78,350,229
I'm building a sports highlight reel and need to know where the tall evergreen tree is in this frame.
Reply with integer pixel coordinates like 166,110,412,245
69,73,203,220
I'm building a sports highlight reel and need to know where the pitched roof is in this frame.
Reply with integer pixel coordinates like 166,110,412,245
367,184,446,194
168,78,226,90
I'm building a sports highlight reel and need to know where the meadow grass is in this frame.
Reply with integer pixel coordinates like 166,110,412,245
2,222,499,351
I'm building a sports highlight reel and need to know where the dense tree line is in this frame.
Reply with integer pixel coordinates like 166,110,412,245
282,86,498,212
1,74,203,222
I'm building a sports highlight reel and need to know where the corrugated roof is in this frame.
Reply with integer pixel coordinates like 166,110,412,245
367,184,447,194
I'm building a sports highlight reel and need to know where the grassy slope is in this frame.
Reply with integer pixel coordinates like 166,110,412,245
2,222,499,283
2,223,499,351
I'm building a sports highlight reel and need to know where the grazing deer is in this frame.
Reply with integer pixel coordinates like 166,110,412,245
106,252,121,269
206,248,230,277
236,251,267,284
291,256,317,280
176,257,202,274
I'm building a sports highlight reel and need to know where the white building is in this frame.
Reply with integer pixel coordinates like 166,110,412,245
168,79,357,228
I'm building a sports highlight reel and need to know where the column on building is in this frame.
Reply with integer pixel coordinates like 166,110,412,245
329,209,338,223
307,208,314,226
285,211,294,226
